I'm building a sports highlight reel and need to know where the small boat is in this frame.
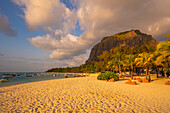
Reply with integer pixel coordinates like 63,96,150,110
3,76,12,79
25,75,32,77
16,74,21,76
9,73,16,77
0,79,9,82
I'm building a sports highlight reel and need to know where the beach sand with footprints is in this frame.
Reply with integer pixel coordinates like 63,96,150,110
0,74,170,112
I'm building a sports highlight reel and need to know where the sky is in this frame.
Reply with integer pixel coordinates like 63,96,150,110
0,0,170,72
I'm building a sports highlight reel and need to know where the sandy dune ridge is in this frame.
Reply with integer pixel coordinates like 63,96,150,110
0,75,170,113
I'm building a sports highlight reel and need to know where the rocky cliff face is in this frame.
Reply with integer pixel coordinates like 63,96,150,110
85,30,158,65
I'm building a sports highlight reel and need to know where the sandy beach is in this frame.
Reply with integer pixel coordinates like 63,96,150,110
0,74,170,113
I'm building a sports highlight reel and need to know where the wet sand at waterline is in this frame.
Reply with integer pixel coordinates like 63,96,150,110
0,74,170,112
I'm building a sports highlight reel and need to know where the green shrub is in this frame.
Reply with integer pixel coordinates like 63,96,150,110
97,72,119,81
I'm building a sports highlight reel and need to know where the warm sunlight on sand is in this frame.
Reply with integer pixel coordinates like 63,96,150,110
0,75,170,112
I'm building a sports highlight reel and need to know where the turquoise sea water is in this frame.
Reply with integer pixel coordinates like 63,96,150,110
0,72,73,87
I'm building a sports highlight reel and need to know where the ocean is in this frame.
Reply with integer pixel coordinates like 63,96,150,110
0,72,73,87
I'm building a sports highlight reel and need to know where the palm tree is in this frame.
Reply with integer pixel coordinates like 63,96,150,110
150,52,161,78
135,52,153,81
123,54,136,79
107,59,119,73
109,52,124,77
155,40,170,78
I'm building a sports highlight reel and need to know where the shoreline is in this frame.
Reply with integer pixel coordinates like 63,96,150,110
0,73,96,88
0,73,169,88
0,72,97,88
0,76,72,88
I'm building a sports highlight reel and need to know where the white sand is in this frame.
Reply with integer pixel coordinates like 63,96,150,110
0,74,170,113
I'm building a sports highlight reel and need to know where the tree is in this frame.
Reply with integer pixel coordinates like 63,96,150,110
155,40,170,78
107,58,119,73
109,52,124,77
150,52,161,78
135,52,153,81
123,54,136,79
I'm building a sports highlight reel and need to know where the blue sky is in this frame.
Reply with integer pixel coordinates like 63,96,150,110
0,0,170,72
0,0,49,72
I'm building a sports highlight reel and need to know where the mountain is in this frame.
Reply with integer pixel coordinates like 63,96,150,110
85,29,158,65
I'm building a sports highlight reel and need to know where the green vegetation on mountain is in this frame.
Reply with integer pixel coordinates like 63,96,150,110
85,29,158,64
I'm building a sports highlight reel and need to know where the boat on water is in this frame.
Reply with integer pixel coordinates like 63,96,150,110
25,75,32,77
10,73,16,77
3,76,12,79
0,79,10,82
3,73,16,77
16,74,21,76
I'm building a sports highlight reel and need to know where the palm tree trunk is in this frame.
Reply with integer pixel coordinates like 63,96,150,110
136,67,139,76
119,62,122,77
148,66,151,82
156,67,159,78
161,67,164,76
129,66,131,76
146,67,148,80
131,64,133,79
164,68,167,78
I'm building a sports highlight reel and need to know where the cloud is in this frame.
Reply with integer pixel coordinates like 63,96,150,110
0,14,17,37
66,55,88,67
14,0,170,66
12,0,76,32
0,54,87,72
77,0,170,40
43,55,88,70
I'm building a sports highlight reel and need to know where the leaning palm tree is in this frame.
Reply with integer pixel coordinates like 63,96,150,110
155,39,170,78
135,52,153,81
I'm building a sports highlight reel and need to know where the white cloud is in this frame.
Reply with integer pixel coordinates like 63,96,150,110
27,31,87,60
14,0,170,67
13,0,66,31
0,14,17,37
